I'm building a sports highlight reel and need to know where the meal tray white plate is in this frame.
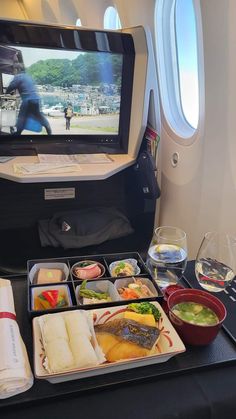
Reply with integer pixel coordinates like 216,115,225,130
33,302,186,383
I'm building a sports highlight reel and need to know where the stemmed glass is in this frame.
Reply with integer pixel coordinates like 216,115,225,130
146,226,188,289
195,232,236,292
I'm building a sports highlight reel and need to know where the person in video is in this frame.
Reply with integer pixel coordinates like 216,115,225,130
64,104,74,130
6,62,52,135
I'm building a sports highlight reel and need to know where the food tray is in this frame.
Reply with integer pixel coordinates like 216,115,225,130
33,302,186,383
27,252,163,317
1,265,236,410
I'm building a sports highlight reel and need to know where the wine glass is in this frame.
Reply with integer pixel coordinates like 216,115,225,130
146,226,188,289
195,232,236,292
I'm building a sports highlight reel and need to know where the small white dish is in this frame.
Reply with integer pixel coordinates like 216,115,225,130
75,280,121,305
109,258,141,277
115,277,158,300
31,284,72,311
29,262,69,285
71,260,105,280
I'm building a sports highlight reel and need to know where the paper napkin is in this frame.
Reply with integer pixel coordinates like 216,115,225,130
0,278,33,399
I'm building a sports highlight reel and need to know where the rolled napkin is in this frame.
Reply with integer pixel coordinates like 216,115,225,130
0,278,33,399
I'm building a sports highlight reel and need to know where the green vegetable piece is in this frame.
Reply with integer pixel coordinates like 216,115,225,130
56,297,67,307
118,262,126,268
80,261,92,267
127,302,161,321
114,261,125,273
80,280,87,290
38,293,47,301
80,289,109,300
79,281,109,300
192,304,203,314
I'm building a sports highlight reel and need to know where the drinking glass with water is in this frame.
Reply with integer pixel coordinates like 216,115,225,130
195,232,236,292
146,226,188,289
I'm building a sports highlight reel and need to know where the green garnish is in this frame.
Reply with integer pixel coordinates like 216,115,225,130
114,262,126,274
127,302,161,321
56,297,67,307
79,280,110,300
80,261,92,267
118,262,126,268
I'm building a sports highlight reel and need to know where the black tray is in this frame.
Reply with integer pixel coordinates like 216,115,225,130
27,252,163,317
1,267,236,410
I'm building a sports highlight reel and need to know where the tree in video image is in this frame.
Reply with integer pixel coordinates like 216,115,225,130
26,52,122,135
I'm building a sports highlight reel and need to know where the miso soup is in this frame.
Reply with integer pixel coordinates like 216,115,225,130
172,301,219,326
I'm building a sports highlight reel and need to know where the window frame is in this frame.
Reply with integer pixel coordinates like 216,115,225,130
155,0,204,144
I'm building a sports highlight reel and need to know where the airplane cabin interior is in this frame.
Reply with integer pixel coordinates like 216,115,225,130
1,2,236,419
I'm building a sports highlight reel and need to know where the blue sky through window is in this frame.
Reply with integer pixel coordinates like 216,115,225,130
175,0,199,128
104,6,121,29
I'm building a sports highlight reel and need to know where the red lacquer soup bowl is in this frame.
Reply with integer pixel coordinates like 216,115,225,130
167,289,227,345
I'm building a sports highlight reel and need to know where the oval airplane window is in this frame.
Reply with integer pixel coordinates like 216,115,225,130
175,0,199,129
104,6,121,29
155,0,202,140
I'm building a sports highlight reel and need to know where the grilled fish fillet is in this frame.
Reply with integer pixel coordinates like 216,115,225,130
95,318,160,350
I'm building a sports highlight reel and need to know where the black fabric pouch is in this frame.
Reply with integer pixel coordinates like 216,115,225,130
134,151,161,199
38,207,134,249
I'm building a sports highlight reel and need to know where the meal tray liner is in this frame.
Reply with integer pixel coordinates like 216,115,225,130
183,260,236,344
1,267,236,410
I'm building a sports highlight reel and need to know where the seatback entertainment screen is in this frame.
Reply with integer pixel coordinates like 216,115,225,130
0,44,122,137
0,21,134,154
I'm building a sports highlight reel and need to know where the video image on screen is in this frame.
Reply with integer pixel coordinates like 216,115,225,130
0,44,122,136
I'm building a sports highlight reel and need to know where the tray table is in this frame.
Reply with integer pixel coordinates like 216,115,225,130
1,260,236,410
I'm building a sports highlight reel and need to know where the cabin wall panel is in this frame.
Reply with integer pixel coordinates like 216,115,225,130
21,0,156,30
22,0,62,24
116,0,155,35
158,0,236,258
0,0,27,19
74,0,106,27
22,0,105,27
